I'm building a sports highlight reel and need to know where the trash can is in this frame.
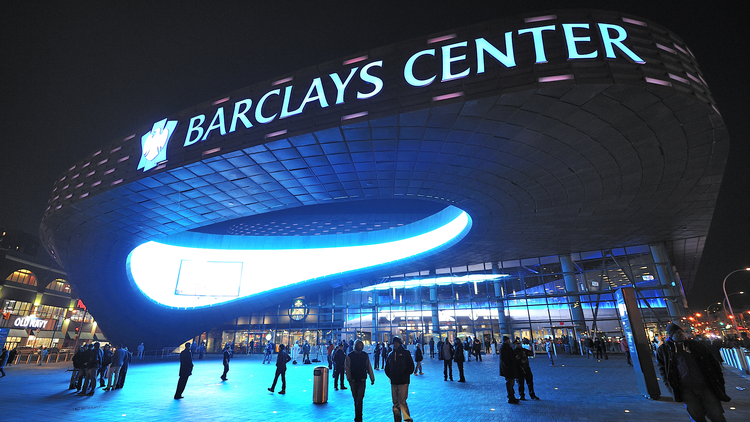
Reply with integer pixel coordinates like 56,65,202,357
312,365,329,404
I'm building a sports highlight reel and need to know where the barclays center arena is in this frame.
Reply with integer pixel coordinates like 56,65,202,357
39,9,728,353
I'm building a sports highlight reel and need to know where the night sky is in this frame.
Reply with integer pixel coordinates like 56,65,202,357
1,1,747,309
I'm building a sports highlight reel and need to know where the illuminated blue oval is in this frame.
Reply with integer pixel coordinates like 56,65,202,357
127,206,471,308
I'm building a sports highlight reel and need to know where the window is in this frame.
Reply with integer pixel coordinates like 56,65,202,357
5,269,37,286
45,279,71,293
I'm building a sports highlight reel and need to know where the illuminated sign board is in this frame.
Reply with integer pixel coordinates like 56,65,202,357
127,207,471,308
137,20,644,172
13,316,50,329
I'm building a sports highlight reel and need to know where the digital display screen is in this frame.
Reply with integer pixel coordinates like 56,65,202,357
175,260,243,297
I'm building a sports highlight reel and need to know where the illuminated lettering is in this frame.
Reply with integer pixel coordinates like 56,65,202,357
229,99,253,132
255,89,280,124
404,49,436,87
160,18,647,165
13,316,49,329
281,77,329,119
202,107,227,140
330,68,358,105
441,41,470,82
476,34,516,72
562,23,597,59
598,23,645,64
357,61,384,99
518,25,556,63
184,115,205,146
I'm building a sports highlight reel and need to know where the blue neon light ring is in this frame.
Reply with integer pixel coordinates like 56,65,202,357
127,205,471,308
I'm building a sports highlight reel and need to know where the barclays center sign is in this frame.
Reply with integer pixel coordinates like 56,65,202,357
137,20,645,172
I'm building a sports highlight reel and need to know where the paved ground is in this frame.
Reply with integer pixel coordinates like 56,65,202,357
1,351,749,421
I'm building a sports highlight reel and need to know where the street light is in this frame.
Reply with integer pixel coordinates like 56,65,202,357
722,268,750,332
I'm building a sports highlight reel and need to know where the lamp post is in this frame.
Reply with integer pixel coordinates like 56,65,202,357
722,268,750,332
722,292,745,329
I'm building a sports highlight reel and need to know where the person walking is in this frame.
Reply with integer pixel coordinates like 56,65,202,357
499,336,519,404
174,342,193,399
545,339,555,366
413,343,424,375
69,345,85,389
384,337,414,422
38,346,48,365
429,337,435,359
381,342,389,369
98,344,112,387
453,338,466,382
514,340,539,400
116,346,132,388
473,336,482,362
657,323,730,422
221,343,231,381
373,342,381,370
345,340,375,422
137,343,144,360
302,340,311,364
441,337,454,381
268,343,291,394
0,347,8,377
594,337,604,359
7,347,17,366
585,336,594,358
292,340,301,363
105,344,127,390
333,342,348,390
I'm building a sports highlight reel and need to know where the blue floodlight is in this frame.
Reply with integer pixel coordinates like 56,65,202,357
127,206,471,308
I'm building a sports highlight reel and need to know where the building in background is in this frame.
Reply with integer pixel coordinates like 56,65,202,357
1,229,106,353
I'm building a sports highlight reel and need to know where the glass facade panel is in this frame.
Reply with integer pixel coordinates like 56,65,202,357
203,243,678,354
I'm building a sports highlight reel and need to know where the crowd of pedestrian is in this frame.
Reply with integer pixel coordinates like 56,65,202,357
67,342,132,395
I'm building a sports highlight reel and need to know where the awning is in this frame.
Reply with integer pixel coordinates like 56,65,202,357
94,333,107,341
8,329,29,338
34,331,65,339
66,331,94,340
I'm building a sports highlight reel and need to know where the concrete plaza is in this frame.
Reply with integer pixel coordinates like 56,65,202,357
1,351,748,421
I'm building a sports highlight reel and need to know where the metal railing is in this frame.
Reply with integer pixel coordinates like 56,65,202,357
11,352,74,365
720,347,750,375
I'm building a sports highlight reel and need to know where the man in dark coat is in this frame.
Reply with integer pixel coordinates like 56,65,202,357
499,336,519,404
174,342,193,399
412,343,424,375
453,338,466,382
221,343,231,381
345,340,375,422
384,337,414,422
79,343,102,396
657,323,730,422
268,343,291,394
440,337,453,381
373,342,381,370
333,342,348,390
514,340,539,400
473,337,483,361
429,337,435,359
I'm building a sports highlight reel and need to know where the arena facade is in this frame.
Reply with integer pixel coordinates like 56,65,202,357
40,10,728,351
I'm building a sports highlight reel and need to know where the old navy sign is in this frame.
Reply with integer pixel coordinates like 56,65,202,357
14,316,50,329
137,21,644,172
